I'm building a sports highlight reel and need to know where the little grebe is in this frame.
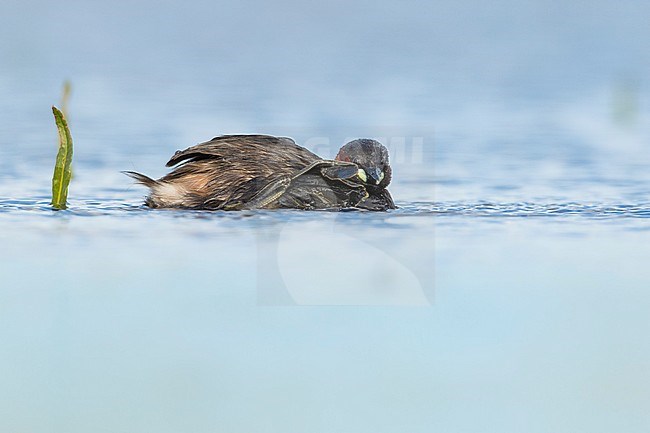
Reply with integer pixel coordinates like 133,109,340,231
125,134,395,211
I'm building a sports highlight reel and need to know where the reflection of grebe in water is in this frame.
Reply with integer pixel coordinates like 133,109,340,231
125,135,396,211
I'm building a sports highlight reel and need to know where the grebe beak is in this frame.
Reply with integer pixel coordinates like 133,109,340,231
367,167,383,185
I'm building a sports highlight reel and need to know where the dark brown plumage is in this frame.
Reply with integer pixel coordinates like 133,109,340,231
124,134,396,211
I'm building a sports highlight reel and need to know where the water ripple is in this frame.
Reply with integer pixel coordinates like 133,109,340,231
2,198,650,220
398,201,650,219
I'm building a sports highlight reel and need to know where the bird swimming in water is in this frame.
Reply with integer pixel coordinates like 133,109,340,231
124,134,396,211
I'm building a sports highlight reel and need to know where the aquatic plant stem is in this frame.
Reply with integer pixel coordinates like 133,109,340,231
51,106,73,210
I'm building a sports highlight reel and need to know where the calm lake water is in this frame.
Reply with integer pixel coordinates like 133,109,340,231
2,1,650,432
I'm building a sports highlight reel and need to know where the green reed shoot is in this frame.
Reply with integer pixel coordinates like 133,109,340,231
60,80,72,118
51,106,73,210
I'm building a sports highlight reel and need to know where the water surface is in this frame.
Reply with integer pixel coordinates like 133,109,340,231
2,1,650,432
